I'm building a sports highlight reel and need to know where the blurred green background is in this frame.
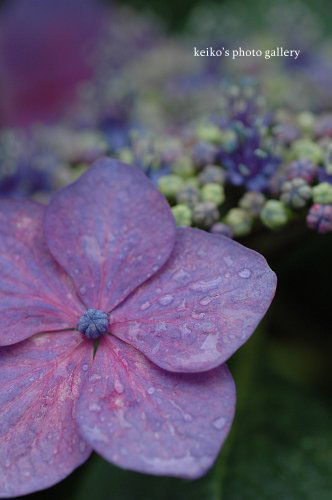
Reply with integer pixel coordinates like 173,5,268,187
119,0,332,33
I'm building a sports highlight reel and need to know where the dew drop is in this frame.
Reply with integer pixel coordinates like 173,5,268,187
200,296,212,306
212,416,226,429
223,255,234,266
82,364,89,372
114,380,124,394
89,403,101,412
172,269,190,281
190,276,222,292
191,311,205,320
140,301,151,311
158,294,174,306
239,268,251,279
79,441,87,453
80,285,87,295
147,387,155,395
184,413,193,422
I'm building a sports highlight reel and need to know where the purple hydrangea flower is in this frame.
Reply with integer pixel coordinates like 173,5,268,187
286,159,317,183
307,203,332,233
317,167,332,185
0,159,276,496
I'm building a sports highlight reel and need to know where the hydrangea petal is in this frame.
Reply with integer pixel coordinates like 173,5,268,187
0,200,85,346
44,159,176,312
0,330,92,497
77,335,235,479
110,228,277,372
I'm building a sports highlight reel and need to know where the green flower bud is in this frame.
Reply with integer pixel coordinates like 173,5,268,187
239,191,266,216
118,148,134,165
323,141,332,174
172,155,195,178
185,177,200,189
312,182,332,204
176,185,200,208
171,204,192,227
260,200,289,229
196,124,223,144
291,139,322,163
198,165,226,185
297,111,315,133
224,208,253,237
201,183,225,205
158,175,184,200
193,202,219,229
220,129,238,153
280,178,312,208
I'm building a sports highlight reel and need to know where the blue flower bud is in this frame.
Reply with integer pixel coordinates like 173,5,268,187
77,309,109,340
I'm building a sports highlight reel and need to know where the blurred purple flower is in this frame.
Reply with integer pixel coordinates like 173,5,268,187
0,0,103,127
219,124,280,191
318,168,332,185
0,163,52,197
286,159,317,183
0,159,276,496
307,203,332,233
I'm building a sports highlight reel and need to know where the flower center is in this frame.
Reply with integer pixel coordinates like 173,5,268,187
77,309,109,339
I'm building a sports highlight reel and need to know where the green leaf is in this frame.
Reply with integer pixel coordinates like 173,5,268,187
222,371,332,499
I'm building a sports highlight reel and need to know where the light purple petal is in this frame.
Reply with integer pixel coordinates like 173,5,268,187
0,330,92,497
44,159,176,312
110,227,277,372
0,199,85,346
77,335,235,479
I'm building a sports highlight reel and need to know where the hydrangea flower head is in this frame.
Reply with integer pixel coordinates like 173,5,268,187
0,159,276,496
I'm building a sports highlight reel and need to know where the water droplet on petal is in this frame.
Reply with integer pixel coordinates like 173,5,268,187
147,387,155,395
212,416,226,429
200,296,212,306
191,311,205,319
79,441,87,453
172,269,190,281
114,380,124,394
82,364,88,372
89,403,101,412
239,268,251,278
140,301,151,311
190,276,222,292
158,294,174,306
